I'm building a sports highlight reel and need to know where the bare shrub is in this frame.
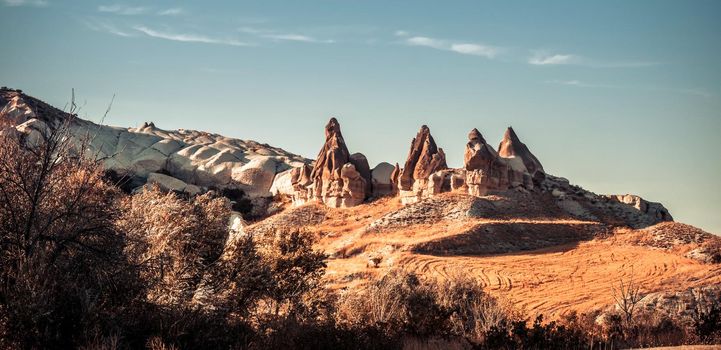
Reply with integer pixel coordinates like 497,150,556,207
117,187,231,308
0,115,138,348
611,272,644,324
434,275,516,343
256,228,328,320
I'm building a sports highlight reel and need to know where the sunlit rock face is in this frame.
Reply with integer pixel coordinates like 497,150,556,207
397,125,448,204
290,118,368,208
0,87,310,199
497,126,544,176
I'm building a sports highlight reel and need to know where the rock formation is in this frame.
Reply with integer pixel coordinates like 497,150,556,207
397,125,447,204
464,128,519,196
498,126,544,176
289,118,368,208
0,87,310,203
370,162,397,196
350,152,372,197
0,87,677,229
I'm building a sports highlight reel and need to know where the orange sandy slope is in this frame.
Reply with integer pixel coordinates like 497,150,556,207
248,195,721,319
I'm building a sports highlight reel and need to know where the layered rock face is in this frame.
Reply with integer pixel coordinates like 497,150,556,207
0,88,309,199
289,118,369,208
397,125,448,204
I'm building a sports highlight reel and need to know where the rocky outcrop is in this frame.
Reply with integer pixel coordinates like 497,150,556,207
605,194,673,222
350,152,372,197
461,128,535,196
290,118,368,208
146,172,201,195
0,88,310,203
370,162,397,196
398,125,447,204
497,127,544,176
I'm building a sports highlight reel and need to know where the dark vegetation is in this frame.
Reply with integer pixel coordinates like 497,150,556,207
1,121,720,349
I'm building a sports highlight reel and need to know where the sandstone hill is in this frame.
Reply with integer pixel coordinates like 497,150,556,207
2,87,720,320
0,87,309,213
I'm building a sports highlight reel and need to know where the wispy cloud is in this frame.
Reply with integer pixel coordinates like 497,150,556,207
158,7,183,16
262,33,334,43
240,27,335,44
530,50,660,68
98,4,147,15
529,52,579,65
546,79,712,98
83,18,134,37
134,26,252,46
403,33,499,59
2,0,48,7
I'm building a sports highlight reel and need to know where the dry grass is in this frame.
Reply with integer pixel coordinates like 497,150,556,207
278,194,721,319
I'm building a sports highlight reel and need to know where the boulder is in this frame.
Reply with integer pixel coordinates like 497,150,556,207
371,162,396,196
146,172,201,195
269,169,294,196
350,152,372,197
232,157,278,197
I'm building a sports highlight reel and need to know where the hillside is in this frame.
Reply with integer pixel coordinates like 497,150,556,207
3,86,720,321
247,192,721,319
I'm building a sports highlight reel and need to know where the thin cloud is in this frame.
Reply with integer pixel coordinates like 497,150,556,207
83,19,134,37
98,4,147,15
158,7,183,16
529,52,579,65
2,0,48,7
134,26,252,46
451,43,497,57
240,27,335,44
404,34,499,59
406,36,445,50
530,51,660,68
262,33,334,43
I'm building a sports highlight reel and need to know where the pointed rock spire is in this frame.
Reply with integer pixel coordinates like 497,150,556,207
292,117,367,208
310,117,351,181
399,125,447,191
498,126,544,174
464,128,499,171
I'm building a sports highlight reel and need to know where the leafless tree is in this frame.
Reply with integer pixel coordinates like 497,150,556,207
611,271,645,324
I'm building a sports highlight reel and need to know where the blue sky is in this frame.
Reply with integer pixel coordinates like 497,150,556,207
1,0,720,234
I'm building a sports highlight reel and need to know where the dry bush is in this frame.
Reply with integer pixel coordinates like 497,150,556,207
335,270,517,344
117,187,232,308
256,228,328,320
0,119,138,348
433,275,517,343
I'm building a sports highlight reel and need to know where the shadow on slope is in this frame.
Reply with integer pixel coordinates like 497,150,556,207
412,222,604,256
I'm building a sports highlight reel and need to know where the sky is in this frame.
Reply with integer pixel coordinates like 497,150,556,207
1,0,720,234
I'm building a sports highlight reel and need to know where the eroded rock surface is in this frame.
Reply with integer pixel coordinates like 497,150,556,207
290,118,368,208
497,126,544,175
0,88,310,203
398,125,448,204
